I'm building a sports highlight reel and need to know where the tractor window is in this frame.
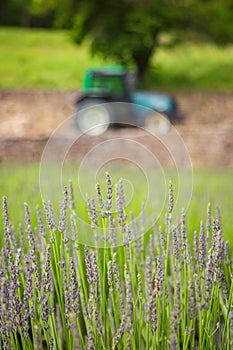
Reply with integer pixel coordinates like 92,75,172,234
92,75,125,93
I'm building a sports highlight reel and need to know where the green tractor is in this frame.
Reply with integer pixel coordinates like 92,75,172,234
74,66,182,135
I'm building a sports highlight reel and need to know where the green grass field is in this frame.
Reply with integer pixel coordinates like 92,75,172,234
0,26,233,91
0,163,232,248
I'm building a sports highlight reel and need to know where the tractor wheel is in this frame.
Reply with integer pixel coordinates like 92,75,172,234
144,112,171,135
74,99,111,136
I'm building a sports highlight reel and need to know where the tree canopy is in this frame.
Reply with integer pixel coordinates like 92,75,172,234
71,0,233,82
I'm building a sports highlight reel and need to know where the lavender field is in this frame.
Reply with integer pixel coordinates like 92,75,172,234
0,164,233,349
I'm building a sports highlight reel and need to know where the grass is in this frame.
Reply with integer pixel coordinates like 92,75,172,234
0,167,233,349
0,26,233,91
0,27,112,90
0,163,232,247
146,43,233,91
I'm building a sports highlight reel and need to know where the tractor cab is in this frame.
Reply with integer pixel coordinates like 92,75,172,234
78,66,133,103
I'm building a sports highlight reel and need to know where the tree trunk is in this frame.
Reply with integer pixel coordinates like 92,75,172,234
133,46,155,87
136,61,148,86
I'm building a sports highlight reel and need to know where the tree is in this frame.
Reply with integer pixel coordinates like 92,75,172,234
0,0,31,26
0,0,77,28
72,1,169,82
71,0,233,84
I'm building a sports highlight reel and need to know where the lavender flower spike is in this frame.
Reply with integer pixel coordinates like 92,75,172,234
105,172,113,214
168,180,174,214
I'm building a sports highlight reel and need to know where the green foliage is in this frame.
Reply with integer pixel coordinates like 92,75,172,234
0,0,31,26
192,0,233,44
71,0,233,83
28,0,57,28
71,1,170,81
0,27,233,91
146,43,233,91
0,0,77,28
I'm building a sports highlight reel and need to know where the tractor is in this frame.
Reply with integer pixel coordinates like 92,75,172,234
74,66,183,135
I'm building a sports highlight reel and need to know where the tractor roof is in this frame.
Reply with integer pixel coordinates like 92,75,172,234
83,66,128,90
87,66,127,76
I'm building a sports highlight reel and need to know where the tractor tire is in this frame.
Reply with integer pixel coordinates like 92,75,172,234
144,112,171,135
74,99,111,136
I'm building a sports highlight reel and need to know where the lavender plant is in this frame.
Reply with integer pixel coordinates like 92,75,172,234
0,174,233,350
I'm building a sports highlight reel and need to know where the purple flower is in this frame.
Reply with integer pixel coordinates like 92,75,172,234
86,325,95,350
211,219,225,277
145,256,153,300
86,196,99,230
24,255,34,309
198,221,207,269
36,205,46,237
150,287,158,331
58,186,68,233
171,222,181,263
24,203,41,292
168,180,174,214
49,336,54,350
154,256,164,298
116,180,128,233
105,172,113,212
70,213,78,244
194,273,201,306
107,252,122,305
203,248,215,302
69,257,80,317
206,202,211,233
3,249,22,333
188,280,197,319
84,246,99,286
2,197,13,261
40,246,53,330
180,209,188,260
126,335,131,350
107,260,114,292
42,246,52,293
170,280,181,338
2,196,9,228
69,180,76,210
96,182,104,209
109,215,117,249
112,316,126,348
20,298,30,338
64,289,72,327
43,200,56,231
137,273,143,303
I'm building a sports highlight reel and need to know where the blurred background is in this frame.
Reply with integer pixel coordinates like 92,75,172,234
0,0,232,164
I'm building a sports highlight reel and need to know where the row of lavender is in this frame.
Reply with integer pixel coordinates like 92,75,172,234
0,175,233,349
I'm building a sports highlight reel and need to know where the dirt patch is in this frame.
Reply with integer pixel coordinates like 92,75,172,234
0,90,232,167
